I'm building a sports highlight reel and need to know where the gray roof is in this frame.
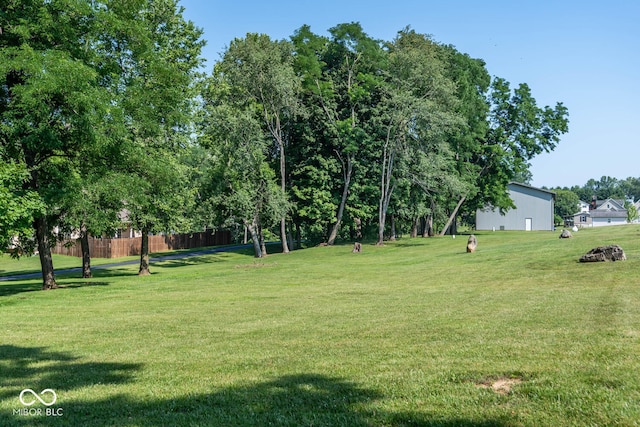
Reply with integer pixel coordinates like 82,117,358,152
596,199,625,210
507,182,556,198
589,210,628,218
572,210,628,218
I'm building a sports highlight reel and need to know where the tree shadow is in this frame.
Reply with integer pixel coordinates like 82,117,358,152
151,253,239,270
0,345,142,405
0,278,115,297
0,280,42,297
3,369,511,426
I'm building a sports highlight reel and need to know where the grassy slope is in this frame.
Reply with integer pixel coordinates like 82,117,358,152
1,226,639,426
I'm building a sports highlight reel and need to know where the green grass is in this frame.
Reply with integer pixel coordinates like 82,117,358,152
0,253,140,278
1,226,640,426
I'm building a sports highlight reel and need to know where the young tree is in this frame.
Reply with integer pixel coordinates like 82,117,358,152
59,170,133,278
624,201,638,223
125,148,196,275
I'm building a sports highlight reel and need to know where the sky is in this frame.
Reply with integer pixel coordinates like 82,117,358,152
179,0,640,189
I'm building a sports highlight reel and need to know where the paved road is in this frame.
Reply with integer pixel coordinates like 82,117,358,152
0,243,261,282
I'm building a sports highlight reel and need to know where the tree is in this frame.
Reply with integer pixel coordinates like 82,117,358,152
554,188,580,221
577,176,625,201
215,33,300,254
624,201,638,223
199,97,286,258
0,162,44,253
620,177,640,202
290,23,386,245
374,29,461,245
434,44,491,235
103,0,204,276
0,0,110,289
442,77,569,235
126,149,196,275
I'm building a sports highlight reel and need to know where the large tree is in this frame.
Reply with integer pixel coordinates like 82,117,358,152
215,33,300,253
441,77,569,234
0,162,44,253
199,95,286,258
0,0,110,289
374,29,462,245
553,188,581,220
103,0,204,275
291,23,385,244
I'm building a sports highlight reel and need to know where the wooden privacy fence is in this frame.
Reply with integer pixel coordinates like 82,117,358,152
53,230,231,259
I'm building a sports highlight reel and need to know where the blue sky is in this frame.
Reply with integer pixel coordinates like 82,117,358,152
179,0,639,189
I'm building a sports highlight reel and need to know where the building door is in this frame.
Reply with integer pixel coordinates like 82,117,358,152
525,218,532,231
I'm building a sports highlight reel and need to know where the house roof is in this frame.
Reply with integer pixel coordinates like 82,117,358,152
595,198,625,210
589,210,627,218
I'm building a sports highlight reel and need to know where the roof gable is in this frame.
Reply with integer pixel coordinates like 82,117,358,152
595,198,625,211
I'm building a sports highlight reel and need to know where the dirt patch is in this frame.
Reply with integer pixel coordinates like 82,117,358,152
476,376,523,395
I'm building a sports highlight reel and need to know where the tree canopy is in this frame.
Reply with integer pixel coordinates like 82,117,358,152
1,7,574,287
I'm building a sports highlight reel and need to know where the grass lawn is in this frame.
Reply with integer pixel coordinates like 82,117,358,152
1,226,639,426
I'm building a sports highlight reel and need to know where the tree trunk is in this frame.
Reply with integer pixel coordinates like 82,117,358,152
278,141,290,254
376,179,395,245
410,217,418,238
295,222,302,249
258,221,267,257
138,229,151,276
280,218,289,254
425,214,434,237
79,229,92,279
376,216,386,246
327,155,353,245
246,219,262,258
287,221,295,251
377,129,395,246
35,215,57,290
389,214,397,241
426,198,435,237
439,195,466,236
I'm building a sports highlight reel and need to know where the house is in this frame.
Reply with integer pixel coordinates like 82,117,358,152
476,182,555,231
571,197,628,227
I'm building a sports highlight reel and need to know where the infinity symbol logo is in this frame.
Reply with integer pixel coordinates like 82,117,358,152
19,389,57,406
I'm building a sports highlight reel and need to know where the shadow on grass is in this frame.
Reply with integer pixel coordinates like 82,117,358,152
0,345,142,405
4,367,510,426
151,253,239,270
0,277,117,297
0,281,42,297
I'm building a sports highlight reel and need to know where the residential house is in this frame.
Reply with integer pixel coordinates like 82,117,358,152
570,197,628,227
476,182,555,231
